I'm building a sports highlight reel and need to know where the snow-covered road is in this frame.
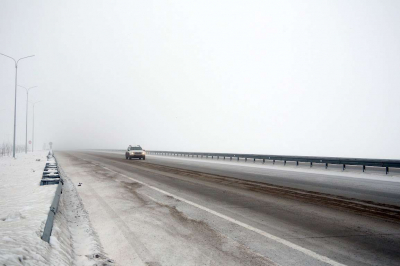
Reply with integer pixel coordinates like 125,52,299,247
56,150,400,266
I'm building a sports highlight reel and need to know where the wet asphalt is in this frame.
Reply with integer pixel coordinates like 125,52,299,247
57,151,400,266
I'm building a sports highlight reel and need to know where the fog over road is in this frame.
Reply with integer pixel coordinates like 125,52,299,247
57,150,400,266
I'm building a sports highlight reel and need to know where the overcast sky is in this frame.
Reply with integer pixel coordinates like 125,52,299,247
1,0,399,159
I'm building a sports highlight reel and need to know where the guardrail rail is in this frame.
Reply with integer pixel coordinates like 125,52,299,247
41,151,63,242
146,150,400,174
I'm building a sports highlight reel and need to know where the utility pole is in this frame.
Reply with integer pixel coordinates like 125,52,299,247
0,53,35,158
31,101,41,152
18,85,37,153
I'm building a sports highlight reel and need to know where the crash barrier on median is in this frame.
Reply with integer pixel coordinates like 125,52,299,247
146,150,400,175
41,151,64,243
41,151,61,186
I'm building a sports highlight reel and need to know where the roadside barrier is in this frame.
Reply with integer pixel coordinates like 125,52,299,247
146,150,400,174
40,151,61,186
41,151,63,243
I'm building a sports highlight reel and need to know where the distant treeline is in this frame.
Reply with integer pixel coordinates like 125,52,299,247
1,142,25,157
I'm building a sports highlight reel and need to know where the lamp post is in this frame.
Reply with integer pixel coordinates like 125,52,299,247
18,85,37,153
0,53,35,158
31,101,41,152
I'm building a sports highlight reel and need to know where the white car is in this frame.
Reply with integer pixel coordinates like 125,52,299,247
125,145,146,160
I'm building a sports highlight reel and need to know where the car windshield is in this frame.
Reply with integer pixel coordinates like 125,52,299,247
130,147,142,150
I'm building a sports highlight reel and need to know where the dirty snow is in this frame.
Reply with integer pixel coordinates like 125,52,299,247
56,162,115,266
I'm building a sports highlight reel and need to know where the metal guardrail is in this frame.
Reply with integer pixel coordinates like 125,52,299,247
146,150,400,174
41,152,63,243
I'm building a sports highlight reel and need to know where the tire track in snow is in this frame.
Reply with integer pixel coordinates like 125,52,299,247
84,182,161,266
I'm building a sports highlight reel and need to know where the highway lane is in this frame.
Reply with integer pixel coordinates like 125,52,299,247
145,154,400,206
57,150,400,266
101,150,400,206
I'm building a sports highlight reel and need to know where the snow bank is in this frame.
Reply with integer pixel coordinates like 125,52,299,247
0,151,73,265
0,151,115,266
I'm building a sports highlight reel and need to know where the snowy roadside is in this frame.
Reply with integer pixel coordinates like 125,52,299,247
55,157,115,266
0,151,70,265
0,151,114,266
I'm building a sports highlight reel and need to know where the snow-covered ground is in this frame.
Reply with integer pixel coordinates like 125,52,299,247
0,151,114,266
0,151,67,265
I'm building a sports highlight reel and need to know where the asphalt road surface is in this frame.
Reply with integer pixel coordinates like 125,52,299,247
56,151,400,266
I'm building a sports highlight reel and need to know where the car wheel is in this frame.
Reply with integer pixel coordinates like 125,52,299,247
143,156,146,160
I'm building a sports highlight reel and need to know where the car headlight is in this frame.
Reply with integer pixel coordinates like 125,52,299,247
142,151,146,154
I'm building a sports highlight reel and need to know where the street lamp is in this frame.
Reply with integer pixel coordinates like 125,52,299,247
0,53,35,158
18,86,37,153
31,101,41,152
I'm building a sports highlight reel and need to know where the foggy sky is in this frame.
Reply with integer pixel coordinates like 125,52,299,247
1,0,399,159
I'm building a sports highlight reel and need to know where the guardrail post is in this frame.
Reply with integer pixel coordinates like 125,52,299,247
212,156,213,159
273,160,275,165
230,157,232,160
386,167,389,175
237,157,239,161
310,162,313,168
224,156,225,160
296,161,299,166
253,158,255,162
325,163,328,169
363,165,365,172
245,158,247,162
343,164,346,171
284,160,286,166
263,159,265,163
